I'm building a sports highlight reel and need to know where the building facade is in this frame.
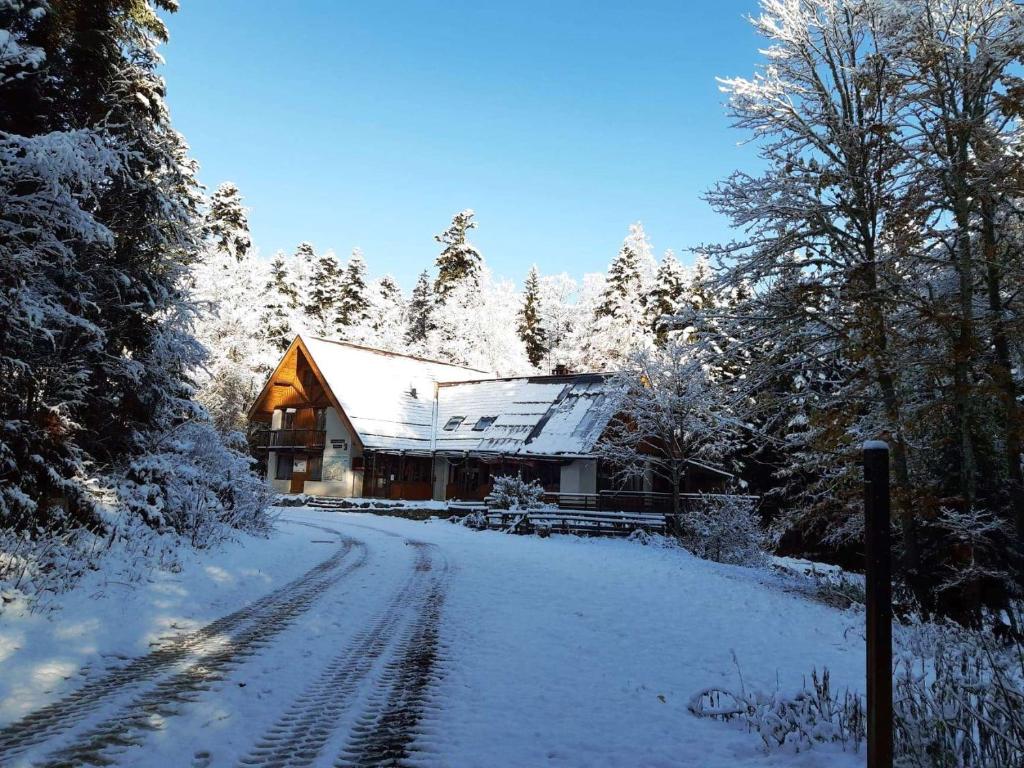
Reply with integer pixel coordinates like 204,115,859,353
248,336,728,502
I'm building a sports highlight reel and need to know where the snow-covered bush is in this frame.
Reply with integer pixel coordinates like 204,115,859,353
680,494,767,567
488,474,547,511
689,663,865,754
892,617,1024,768
117,422,273,546
692,615,1024,767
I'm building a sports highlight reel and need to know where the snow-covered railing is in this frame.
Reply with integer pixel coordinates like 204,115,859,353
542,491,759,515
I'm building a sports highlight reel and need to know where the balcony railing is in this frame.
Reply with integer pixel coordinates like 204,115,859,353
251,429,326,451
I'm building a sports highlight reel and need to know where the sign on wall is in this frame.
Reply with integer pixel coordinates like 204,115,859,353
293,458,308,473
323,456,348,481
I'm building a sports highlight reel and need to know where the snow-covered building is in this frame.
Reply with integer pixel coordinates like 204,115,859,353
248,336,727,501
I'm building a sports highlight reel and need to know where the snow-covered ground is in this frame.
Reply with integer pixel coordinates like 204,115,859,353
0,508,866,767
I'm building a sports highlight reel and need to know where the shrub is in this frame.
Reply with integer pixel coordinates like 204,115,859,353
680,494,767,567
688,661,865,754
117,422,273,546
488,474,547,511
690,613,1024,767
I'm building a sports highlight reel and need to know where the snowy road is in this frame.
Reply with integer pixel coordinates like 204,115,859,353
0,510,867,767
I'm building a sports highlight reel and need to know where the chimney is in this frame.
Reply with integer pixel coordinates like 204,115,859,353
553,363,569,376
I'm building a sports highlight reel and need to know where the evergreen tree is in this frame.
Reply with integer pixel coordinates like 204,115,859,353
596,242,644,319
260,252,298,354
405,270,435,347
365,275,407,351
303,245,342,337
648,250,687,344
517,265,548,368
434,209,481,298
336,248,371,334
0,1,267,536
205,182,251,262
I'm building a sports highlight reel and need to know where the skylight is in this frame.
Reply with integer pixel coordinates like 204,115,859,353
443,416,465,431
472,416,496,431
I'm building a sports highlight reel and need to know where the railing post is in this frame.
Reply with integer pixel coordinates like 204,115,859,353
864,440,893,768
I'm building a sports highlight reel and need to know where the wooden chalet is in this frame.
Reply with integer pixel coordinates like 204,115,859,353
247,336,731,504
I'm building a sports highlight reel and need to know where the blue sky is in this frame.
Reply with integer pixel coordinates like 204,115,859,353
162,1,764,288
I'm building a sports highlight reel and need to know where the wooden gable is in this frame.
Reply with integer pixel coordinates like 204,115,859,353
247,338,364,450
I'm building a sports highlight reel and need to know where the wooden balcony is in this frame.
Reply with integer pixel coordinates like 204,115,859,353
251,429,326,451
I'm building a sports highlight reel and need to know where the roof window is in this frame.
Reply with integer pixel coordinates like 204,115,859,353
472,416,496,431
443,416,465,431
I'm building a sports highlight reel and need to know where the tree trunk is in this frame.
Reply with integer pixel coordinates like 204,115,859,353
981,207,1024,575
670,461,682,538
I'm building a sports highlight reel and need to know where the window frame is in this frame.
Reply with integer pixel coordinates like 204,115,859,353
442,416,465,431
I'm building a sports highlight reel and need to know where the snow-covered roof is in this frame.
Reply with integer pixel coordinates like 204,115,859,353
301,336,489,451
299,337,618,457
434,374,617,457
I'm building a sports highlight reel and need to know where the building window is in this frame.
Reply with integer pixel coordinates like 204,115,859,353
443,416,465,431
282,409,296,429
313,408,327,431
307,454,323,481
275,453,294,480
472,416,496,431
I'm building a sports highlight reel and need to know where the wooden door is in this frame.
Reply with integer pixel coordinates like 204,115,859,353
290,472,306,493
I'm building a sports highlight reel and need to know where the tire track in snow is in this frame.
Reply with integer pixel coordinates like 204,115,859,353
332,565,448,768
0,521,363,766
237,539,449,768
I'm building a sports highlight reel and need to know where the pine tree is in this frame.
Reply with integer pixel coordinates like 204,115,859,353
596,242,644,319
518,265,548,368
434,209,481,298
260,252,298,354
0,1,267,536
206,182,251,262
303,245,342,337
336,248,371,334
365,275,407,351
405,270,435,347
648,250,687,344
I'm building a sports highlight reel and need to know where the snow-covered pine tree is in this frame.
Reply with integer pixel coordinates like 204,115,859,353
517,265,548,369
434,209,482,299
405,270,435,349
0,0,268,539
648,250,687,344
585,226,654,367
365,275,407,351
205,182,251,263
537,272,579,370
304,245,342,337
336,248,371,337
191,182,265,434
260,251,299,355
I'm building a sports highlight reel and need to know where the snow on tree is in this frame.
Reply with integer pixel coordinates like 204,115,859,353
427,268,528,375
648,250,687,344
597,338,739,526
537,272,579,371
259,251,300,355
303,245,343,337
0,1,268,546
517,265,547,369
335,248,371,337
583,226,655,368
191,182,267,434
205,182,251,262
434,209,482,299
363,275,407,351
405,270,435,350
